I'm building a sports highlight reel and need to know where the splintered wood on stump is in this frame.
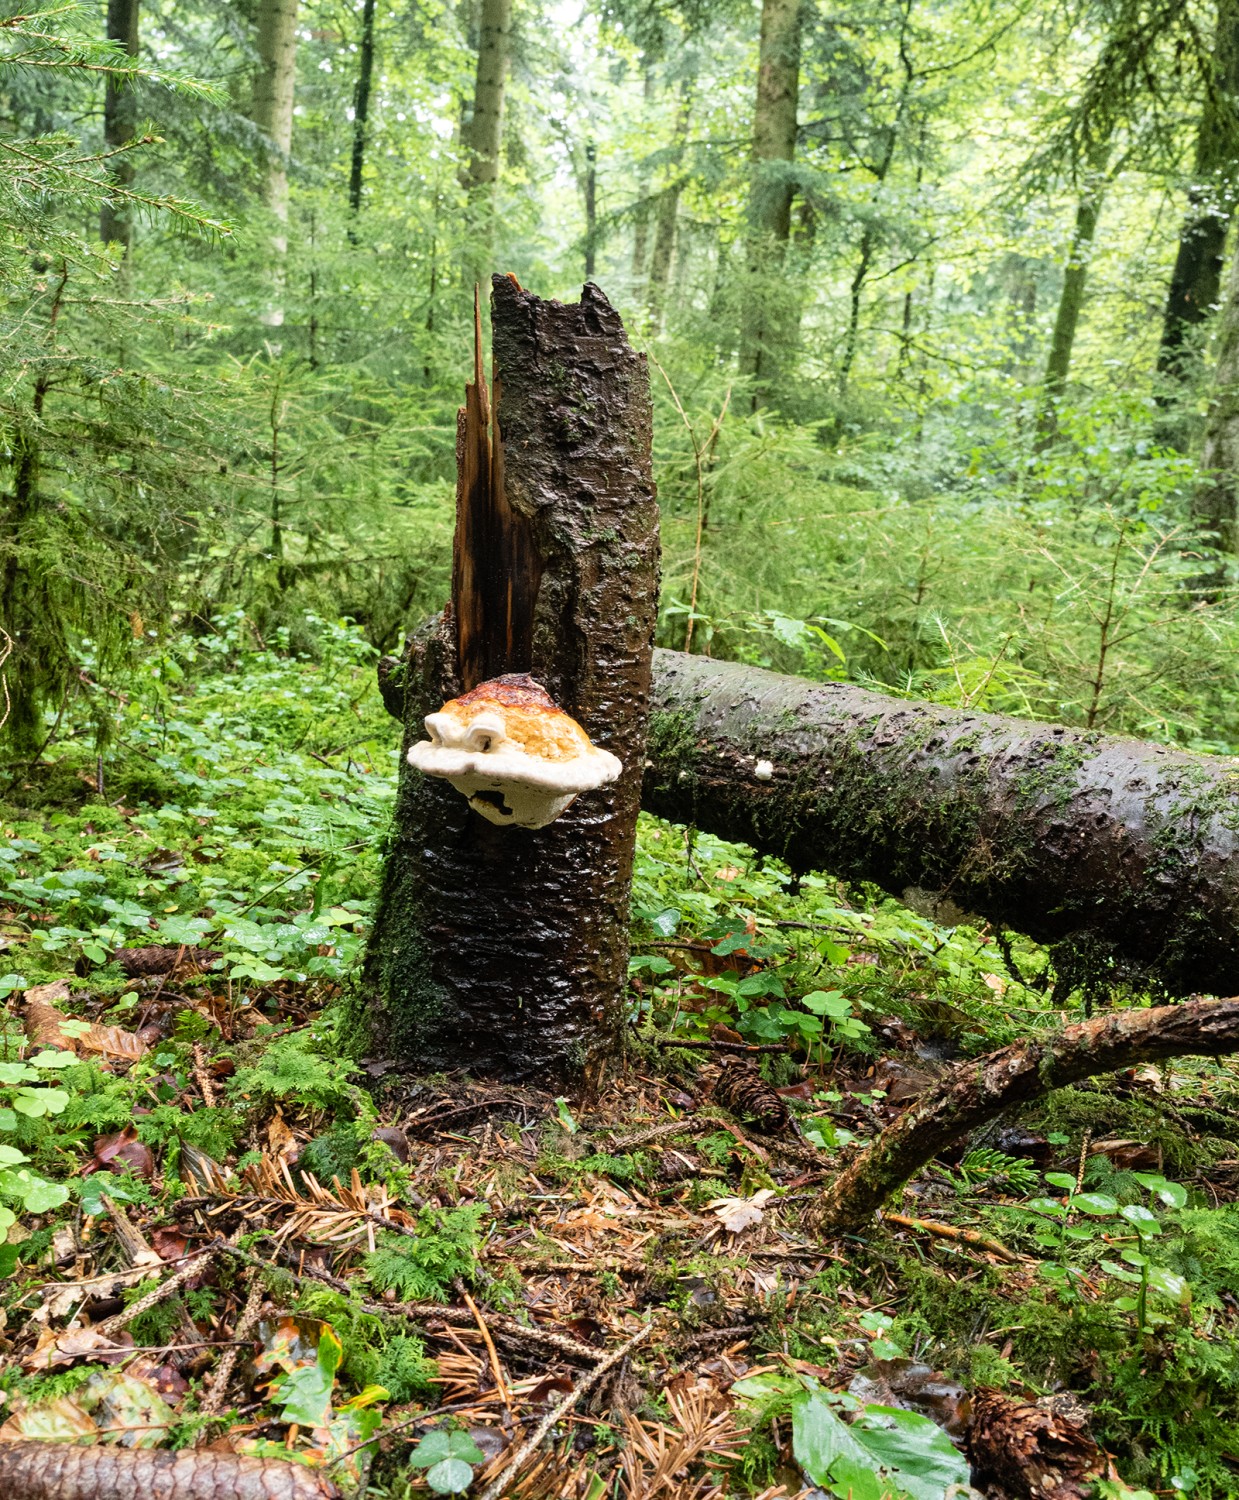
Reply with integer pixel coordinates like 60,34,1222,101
363,276,659,1082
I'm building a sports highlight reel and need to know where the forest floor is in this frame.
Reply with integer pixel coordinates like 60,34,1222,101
3,617,1239,1500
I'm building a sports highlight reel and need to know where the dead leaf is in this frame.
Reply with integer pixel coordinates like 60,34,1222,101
92,1126,155,1179
0,1396,98,1443
707,1188,775,1235
23,981,73,1047
22,1327,135,1372
267,1111,299,1164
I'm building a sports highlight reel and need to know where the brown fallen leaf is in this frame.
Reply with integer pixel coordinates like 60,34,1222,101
22,985,146,1061
22,1328,135,1373
23,982,73,1048
92,1126,155,1179
0,1442,342,1498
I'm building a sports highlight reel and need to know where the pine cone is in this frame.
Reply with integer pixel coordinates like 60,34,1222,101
966,1386,1101,1500
714,1065,791,1133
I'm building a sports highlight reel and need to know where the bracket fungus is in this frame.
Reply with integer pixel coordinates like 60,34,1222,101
407,674,622,829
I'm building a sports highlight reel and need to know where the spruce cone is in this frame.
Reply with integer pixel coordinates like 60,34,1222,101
713,1065,791,1133
113,945,221,978
966,1386,1101,1499
0,1443,340,1500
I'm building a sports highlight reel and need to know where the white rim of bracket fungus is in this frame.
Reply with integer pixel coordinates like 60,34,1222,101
407,680,622,829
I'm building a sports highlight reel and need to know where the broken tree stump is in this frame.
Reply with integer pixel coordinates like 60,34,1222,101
363,277,659,1082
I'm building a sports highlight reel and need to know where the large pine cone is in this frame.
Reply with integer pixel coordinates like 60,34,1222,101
713,1065,791,1133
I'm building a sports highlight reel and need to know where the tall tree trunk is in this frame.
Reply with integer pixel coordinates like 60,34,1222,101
737,0,802,398
100,0,140,253
461,0,511,194
637,649,1239,998
1037,161,1107,442
364,277,659,1083
631,64,656,285
646,86,692,330
347,0,377,221
251,0,299,327
583,140,597,279
1194,230,1239,561
1157,0,1239,381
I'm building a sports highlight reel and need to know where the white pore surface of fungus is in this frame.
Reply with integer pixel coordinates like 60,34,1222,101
407,674,622,829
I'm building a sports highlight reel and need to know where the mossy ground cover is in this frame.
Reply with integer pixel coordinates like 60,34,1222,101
3,616,1239,1498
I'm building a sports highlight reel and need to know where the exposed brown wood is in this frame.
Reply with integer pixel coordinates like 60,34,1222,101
815,997,1239,1232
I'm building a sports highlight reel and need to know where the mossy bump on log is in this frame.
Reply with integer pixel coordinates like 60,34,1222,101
363,278,659,1082
642,650,1239,996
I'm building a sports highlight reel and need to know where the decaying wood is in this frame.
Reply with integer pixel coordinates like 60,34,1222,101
966,1386,1102,1500
365,276,660,1081
641,649,1239,995
0,1444,341,1500
816,996,1239,1231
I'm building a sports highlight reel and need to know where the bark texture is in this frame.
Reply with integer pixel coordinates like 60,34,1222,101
815,997,1239,1231
642,650,1239,996
0,1443,340,1500
101,0,140,253
251,0,299,324
1158,0,1239,380
364,277,659,1081
461,0,511,193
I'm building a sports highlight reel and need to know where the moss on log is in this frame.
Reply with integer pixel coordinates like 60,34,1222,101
642,650,1239,996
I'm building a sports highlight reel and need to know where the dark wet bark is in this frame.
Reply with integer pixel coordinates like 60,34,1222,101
641,651,1239,997
1157,0,1239,382
364,276,659,1083
101,0,140,252
347,0,376,219
815,996,1239,1231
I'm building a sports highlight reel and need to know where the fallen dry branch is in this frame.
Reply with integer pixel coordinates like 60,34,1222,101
0,1444,341,1500
816,997,1239,1231
881,1213,1025,1264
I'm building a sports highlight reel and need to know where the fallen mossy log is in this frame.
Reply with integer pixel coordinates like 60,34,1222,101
642,650,1239,995
814,996,1239,1231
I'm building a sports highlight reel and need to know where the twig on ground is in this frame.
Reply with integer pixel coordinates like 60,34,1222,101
882,1213,1025,1264
476,1322,655,1500
609,1116,706,1151
91,1247,215,1343
463,1287,511,1411
651,1036,790,1054
199,1272,266,1418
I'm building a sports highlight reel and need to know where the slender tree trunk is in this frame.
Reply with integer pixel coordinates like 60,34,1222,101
251,0,299,327
646,86,692,330
347,0,377,222
637,649,1239,998
461,0,510,195
1158,0,1239,381
737,0,802,397
816,998,1239,1231
1037,162,1107,441
1194,230,1239,561
101,0,139,253
583,141,597,279
631,65,656,285
364,278,659,1083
